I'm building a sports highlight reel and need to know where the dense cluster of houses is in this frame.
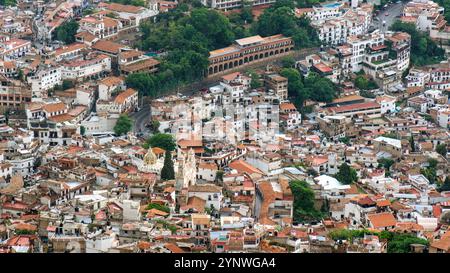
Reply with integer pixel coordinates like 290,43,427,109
0,0,449,254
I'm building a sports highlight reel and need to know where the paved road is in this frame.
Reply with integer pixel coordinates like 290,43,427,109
374,2,404,32
129,47,319,134
129,102,151,136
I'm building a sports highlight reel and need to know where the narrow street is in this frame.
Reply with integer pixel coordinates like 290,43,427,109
373,2,405,32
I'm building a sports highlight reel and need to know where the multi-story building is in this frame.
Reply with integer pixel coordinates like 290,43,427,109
324,101,382,119
79,14,122,40
28,66,62,100
61,54,111,81
317,115,348,141
385,32,411,72
207,34,294,77
0,75,31,110
0,35,32,60
265,73,288,101
202,0,276,11
306,3,373,46
401,0,447,39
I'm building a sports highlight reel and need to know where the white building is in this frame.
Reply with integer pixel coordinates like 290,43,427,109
28,66,62,100
376,95,397,114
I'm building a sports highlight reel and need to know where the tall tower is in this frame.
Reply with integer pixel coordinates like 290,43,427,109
183,148,197,188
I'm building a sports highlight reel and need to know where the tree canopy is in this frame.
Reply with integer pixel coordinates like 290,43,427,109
436,144,447,158
251,3,320,49
144,133,176,151
329,229,429,253
146,203,170,213
130,7,241,97
161,150,175,180
55,20,79,44
289,180,323,222
280,69,337,110
114,115,133,136
0,0,16,6
335,163,358,185
438,176,450,192
354,75,379,90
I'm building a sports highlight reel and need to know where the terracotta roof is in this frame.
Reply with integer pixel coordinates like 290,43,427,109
184,196,206,213
55,43,86,57
188,184,221,193
114,88,137,104
99,2,144,13
229,159,264,175
42,102,66,114
92,40,125,54
121,58,159,73
198,162,217,170
100,76,123,87
367,212,397,229
48,114,73,123
328,102,380,113
165,243,185,253
280,103,297,111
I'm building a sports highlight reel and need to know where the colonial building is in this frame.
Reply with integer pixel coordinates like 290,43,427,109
207,35,294,77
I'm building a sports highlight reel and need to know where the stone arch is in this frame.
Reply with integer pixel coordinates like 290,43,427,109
260,53,264,59
219,64,223,72
224,63,228,70
269,51,274,56
265,52,269,58
214,66,218,74
239,59,243,65
209,67,213,75
229,62,233,69
234,60,238,67
244,57,248,63
254,54,259,60
275,50,279,55
249,55,254,62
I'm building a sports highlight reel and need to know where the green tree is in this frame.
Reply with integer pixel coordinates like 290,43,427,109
289,180,322,222
378,158,395,170
436,144,447,157
17,69,24,81
438,176,450,192
339,137,350,145
216,170,224,183
335,163,358,185
150,120,160,133
251,4,319,49
55,20,79,44
145,133,176,151
80,126,86,136
114,115,133,136
248,70,262,89
0,0,16,6
281,56,296,68
385,233,429,253
161,150,175,180
147,203,170,213
421,159,438,184
62,80,74,90
355,75,369,90
409,135,416,152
